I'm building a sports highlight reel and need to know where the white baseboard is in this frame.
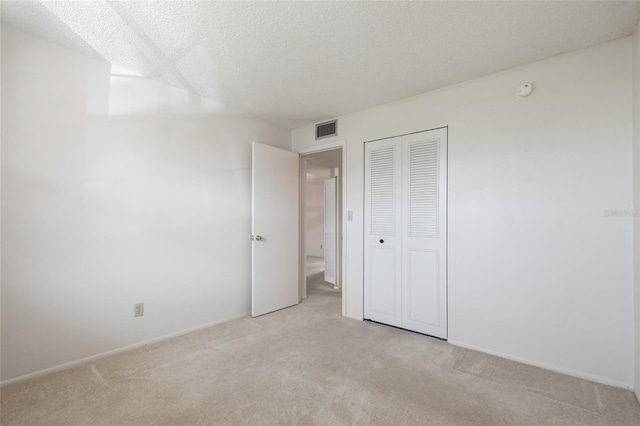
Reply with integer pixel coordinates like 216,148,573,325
1,312,250,387
344,312,363,321
448,339,633,390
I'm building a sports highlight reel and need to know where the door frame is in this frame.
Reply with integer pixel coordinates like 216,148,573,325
298,140,347,317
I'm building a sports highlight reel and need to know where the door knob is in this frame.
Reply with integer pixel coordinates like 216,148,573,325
380,239,384,244
255,235,263,241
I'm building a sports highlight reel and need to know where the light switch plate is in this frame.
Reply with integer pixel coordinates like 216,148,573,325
134,303,144,317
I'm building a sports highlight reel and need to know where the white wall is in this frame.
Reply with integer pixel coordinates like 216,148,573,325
293,38,634,388
305,179,326,258
633,21,640,401
305,163,332,258
0,26,291,383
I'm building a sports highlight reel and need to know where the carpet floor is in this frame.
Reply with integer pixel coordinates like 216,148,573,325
2,257,639,425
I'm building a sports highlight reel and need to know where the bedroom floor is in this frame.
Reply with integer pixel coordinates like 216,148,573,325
2,261,639,425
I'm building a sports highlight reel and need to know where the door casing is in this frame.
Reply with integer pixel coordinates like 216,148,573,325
298,141,347,316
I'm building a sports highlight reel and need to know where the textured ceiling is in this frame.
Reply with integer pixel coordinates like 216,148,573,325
2,1,640,128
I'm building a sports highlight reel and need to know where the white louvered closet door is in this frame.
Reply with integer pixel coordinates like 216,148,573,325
364,128,447,339
364,137,403,327
401,128,447,338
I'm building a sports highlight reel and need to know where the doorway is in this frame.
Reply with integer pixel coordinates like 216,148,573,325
300,148,343,311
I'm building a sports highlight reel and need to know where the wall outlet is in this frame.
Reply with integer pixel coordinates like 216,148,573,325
134,303,144,317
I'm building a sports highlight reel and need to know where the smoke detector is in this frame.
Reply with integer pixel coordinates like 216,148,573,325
516,83,534,99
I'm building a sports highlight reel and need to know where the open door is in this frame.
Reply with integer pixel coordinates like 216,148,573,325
252,142,300,317
323,176,338,286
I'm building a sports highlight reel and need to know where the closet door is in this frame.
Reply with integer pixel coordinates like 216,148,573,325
364,137,402,327
401,128,447,338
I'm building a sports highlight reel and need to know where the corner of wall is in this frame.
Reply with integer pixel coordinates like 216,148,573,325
0,26,291,383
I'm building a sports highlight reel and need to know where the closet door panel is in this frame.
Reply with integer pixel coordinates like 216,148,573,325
364,137,402,327
407,249,440,325
401,128,448,338
369,247,397,315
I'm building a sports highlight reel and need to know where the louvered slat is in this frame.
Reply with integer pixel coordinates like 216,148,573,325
410,141,439,237
370,146,396,236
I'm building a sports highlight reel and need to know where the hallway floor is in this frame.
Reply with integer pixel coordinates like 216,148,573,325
306,256,341,301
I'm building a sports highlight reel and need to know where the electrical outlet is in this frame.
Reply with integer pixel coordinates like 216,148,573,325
134,303,144,317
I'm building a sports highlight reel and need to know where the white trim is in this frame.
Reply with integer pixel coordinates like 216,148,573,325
298,139,346,154
297,140,348,317
0,312,250,387
448,339,633,390
344,312,363,321
300,157,309,300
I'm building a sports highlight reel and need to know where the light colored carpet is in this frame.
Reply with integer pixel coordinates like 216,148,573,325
2,258,640,425
306,256,341,300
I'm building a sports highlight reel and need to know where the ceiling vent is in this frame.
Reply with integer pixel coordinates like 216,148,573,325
315,119,337,140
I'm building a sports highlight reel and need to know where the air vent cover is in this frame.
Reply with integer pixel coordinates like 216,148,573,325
316,119,337,140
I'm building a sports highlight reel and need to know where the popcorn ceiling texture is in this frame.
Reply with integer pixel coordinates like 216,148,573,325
2,1,639,128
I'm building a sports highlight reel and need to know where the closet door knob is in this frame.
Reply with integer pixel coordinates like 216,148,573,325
380,239,384,244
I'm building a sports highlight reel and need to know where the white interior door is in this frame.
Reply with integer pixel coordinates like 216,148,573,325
364,137,402,328
401,128,447,338
323,177,338,286
252,142,299,317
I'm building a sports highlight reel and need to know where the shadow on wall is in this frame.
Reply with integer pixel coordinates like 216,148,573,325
1,26,290,382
